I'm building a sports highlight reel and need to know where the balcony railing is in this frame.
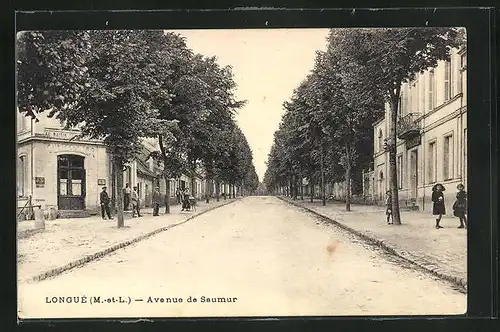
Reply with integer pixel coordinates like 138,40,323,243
397,112,422,140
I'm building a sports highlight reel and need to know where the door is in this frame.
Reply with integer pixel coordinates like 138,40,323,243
410,150,418,199
57,155,86,210
378,170,385,201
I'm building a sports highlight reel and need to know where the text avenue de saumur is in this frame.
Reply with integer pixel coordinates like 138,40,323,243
45,296,239,305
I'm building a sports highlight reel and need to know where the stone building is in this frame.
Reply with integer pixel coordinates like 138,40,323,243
371,46,467,214
16,112,231,219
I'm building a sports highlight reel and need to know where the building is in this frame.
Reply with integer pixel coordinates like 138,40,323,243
16,112,231,219
370,46,467,214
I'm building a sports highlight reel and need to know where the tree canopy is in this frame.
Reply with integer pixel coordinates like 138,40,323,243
17,29,258,223
265,27,461,217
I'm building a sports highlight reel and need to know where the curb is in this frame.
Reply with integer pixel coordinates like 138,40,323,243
278,196,467,292
29,198,242,283
18,228,45,240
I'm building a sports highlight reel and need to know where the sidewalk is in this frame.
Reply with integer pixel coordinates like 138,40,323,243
280,196,467,289
17,198,238,284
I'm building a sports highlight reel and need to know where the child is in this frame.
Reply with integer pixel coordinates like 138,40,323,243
453,183,467,229
431,183,446,229
385,190,393,225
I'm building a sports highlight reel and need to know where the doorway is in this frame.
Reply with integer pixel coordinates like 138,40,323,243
378,170,385,201
57,155,86,210
410,150,419,199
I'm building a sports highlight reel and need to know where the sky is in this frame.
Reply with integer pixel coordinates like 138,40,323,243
169,29,330,181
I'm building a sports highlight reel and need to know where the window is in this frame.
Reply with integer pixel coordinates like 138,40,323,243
170,180,175,197
415,80,420,112
18,114,25,132
378,129,383,152
420,75,426,113
17,156,26,197
461,53,467,70
443,135,454,180
397,155,403,189
408,84,413,112
460,53,467,94
399,95,403,116
428,141,437,183
444,60,451,101
428,70,435,110
124,167,132,187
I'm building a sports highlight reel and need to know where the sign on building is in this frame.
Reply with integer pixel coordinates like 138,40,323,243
35,177,45,188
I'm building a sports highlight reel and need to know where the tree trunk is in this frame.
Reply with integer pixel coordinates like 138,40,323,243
345,145,352,212
232,184,236,198
205,178,211,203
389,98,402,224
188,159,195,199
300,174,304,200
114,160,125,228
111,163,116,213
215,180,220,202
294,175,299,200
310,177,314,203
164,175,171,214
321,146,326,206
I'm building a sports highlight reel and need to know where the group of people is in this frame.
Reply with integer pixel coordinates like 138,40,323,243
99,184,196,220
385,183,467,229
100,183,143,220
176,188,195,212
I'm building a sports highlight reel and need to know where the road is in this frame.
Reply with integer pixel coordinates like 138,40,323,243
18,196,466,318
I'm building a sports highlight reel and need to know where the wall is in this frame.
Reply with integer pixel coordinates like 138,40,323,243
30,140,109,211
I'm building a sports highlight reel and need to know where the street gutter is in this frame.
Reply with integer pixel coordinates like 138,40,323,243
277,196,467,293
27,198,242,283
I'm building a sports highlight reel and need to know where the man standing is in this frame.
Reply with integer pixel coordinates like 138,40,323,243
152,187,161,216
123,183,131,211
100,186,112,220
131,186,142,218
176,188,182,205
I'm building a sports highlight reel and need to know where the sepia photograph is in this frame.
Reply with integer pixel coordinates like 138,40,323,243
16,26,468,318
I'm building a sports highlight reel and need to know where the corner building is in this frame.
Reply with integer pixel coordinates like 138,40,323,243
372,46,467,214
16,112,216,218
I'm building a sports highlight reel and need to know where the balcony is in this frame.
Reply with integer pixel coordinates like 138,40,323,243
397,112,422,140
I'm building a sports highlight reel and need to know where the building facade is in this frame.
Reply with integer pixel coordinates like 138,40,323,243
371,46,467,214
16,112,233,219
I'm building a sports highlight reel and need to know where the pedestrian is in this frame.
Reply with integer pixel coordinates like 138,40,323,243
131,186,142,218
453,183,467,229
152,187,161,216
123,183,131,211
100,186,112,220
176,188,182,205
181,188,191,211
385,190,393,225
431,183,446,229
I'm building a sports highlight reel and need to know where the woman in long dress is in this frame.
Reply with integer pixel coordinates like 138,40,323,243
181,188,191,211
431,183,446,229
453,183,467,229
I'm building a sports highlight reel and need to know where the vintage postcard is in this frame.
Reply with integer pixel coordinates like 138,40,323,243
16,27,468,318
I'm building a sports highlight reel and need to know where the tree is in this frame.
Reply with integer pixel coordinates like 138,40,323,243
314,47,385,211
17,30,92,121
329,28,462,224
17,30,177,227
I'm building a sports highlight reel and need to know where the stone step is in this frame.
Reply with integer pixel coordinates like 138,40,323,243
58,210,92,219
